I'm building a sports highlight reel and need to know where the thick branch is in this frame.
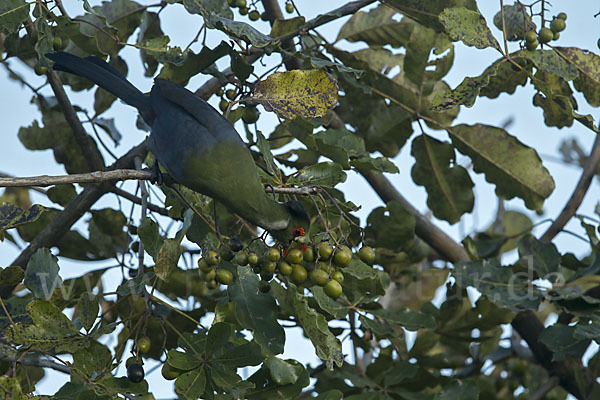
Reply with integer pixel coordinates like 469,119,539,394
261,0,301,70
8,143,147,274
540,135,600,242
47,67,106,172
359,169,470,262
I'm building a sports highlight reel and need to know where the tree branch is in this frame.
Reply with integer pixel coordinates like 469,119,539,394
358,169,470,262
0,169,151,187
0,169,321,196
261,0,301,70
110,187,170,217
540,135,600,242
8,143,147,277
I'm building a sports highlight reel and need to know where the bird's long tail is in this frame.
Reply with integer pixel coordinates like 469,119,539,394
46,51,152,119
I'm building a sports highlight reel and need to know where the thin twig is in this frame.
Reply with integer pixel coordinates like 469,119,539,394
529,376,559,400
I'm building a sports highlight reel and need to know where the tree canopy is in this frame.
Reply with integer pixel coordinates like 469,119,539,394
1,0,600,399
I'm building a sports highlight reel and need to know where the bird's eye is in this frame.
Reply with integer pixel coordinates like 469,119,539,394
293,227,305,237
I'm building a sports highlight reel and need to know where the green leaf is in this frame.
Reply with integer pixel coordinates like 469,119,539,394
77,293,99,331
247,364,310,399
256,131,280,178
0,203,47,232
382,0,478,32
155,238,182,281
216,340,263,368
47,184,77,207
350,156,399,174
492,3,536,41
208,15,277,48
168,349,203,370
72,340,112,378
365,201,415,252
253,70,338,119
289,289,343,370
270,16,305,38
116,270,154,295
0,377,22,398
0,0,30,33
311,286,349,319
0,266,24,286
342,257,390,303
439,7,501,50
228,266,285,355
383,360,418,386
142,35,189,65
24,248,62,299
100,376,149,396
449,124,555,211
370,308,436,331
138,217,162,260
411,134,474,224
206,322,232,356
337,5,409,47
175,367,207,400
555,47,600,107
539,324,590,361
182,0,233,20
288,162,347,187
526,49,579,81
453,259,542,312
264,357,304,385
137,11,165,76
435,380,479,400
315,390,344,400
211,365,254,391
517,235,560,279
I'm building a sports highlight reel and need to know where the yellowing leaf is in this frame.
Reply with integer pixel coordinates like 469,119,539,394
253,70,338,119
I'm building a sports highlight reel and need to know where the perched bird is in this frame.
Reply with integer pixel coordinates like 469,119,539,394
46,51,309,243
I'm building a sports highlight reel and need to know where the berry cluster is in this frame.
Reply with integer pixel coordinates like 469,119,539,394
524,12,566,51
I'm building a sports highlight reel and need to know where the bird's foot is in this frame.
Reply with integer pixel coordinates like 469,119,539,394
145,161,174,186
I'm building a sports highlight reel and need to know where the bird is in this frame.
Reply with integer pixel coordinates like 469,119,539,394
45,51,309,243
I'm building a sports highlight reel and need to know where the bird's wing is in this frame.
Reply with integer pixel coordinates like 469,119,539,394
152,78,244,145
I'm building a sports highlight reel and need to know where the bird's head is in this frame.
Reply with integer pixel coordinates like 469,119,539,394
270,200,311,244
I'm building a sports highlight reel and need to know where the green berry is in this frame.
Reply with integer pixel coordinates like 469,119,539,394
252,265,261,274
265,248,281,262
260,11,269,21
553,32,560,41
235,0,246,7
333,246,352,268
538,28,553,44
248,252,259,266
249,10,260,21
219,247,234,261
52,36,63,51
161,363,180,380
262,260,277,274
278,261,293,276
310,269,329,286
198,258,213,273
303,247,315,262
526,40,538,51
219,99,228,112
285,2,294,13
216,269,234,285
318,242,333,260
229,237,244,252
358,246,375,265
324,280,342,298
207,280,218,289
205,251,220,265
125,356,137,367
259,280,271,293
216,88,224,97
225,89,236,100
233,251,248,266
286,248,303,264
598,38,600,50
137,336,151,354
203,268,216,282
34,63,47,75
557,12,567,20
260,271,273,281
127,363,145,383
524,30,537,44
332,271,344,283
550,18,566,33
292,264,307,284
242,106,260,124
239,6,248,15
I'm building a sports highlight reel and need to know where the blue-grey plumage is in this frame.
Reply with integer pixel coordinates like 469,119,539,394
45,51,309,242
